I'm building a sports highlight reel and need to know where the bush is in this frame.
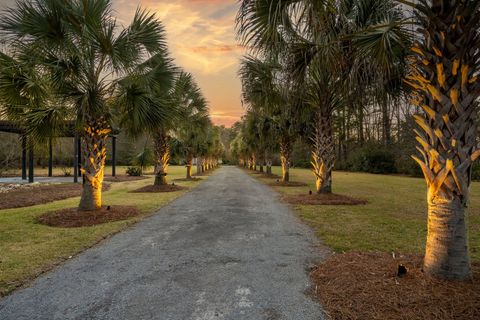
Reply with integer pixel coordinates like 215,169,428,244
472,162,480,181
341,145,396,174
126,166,142,176
293,159,311,169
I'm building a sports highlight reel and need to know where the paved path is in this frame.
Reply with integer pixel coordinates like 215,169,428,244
0,177,78,184
0,167,325,320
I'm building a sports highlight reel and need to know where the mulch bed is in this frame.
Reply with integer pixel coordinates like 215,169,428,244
283,193,367,205
104,175,148,182
269,180,308,187
194,173,212,177
36,205,141,228
309,252,480,320
173,177,203,182
263,173,281,179
130,184,186,193
0,183,111,210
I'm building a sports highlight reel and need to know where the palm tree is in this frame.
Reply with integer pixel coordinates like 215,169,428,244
238,55,300,181
237,0,409,192
173,73,210,179
0,0,168,211
399,0,480,280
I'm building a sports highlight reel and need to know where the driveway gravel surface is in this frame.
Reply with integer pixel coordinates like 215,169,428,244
0,166,325,320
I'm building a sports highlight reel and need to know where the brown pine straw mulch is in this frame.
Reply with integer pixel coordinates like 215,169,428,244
36,205,141,228
173,177,203,182
263,173,281,179
104,175,148,182
269,180,308,187
309,252,480,320
0,183,111,210
283,193,367,205
131,184,187,193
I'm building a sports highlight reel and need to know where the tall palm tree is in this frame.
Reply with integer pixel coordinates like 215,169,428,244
237,0,409,192
399,0,480,280
0,0,168,211
239,55,300,181
173,73,210,179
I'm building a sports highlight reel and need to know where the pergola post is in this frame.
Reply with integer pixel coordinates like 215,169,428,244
74,135,79,183
77,137,82,177
48,138,53,177
28,140,34,183
112,136,116,177
21,135,27,180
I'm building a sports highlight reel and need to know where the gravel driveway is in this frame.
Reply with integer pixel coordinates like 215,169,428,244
0,166,325,320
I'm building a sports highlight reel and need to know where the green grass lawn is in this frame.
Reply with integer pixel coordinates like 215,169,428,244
0,166,206,296
249,167,480,261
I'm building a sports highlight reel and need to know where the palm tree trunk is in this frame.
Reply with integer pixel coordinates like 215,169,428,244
78,119,110,211
186,154,193,179
153,129,170,186
312,112,335,194
406,1,480,279
280,137,292,182
424,197,470,279
265,153,272,175
196,158,202,174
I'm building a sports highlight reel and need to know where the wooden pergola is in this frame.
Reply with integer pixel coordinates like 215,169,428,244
0,120,118,183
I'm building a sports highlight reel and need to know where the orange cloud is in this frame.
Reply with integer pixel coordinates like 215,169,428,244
190,44,245,53
114,0,245,127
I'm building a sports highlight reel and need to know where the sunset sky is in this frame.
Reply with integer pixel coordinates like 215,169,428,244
0,0,246,127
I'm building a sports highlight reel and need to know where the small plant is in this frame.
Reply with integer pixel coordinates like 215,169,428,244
126,166,142,176
61,167,72,177
131,147,153,175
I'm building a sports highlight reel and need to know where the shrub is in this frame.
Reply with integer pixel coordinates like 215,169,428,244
472,162,480,181
126,166,142,176
342,145,396,174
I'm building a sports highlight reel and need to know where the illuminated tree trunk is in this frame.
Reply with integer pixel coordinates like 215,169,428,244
186,153,193,179
153,129,170,186
258,152,264,173
265,151,272,175
311,113,334,194
280,137,292,182
197,158,202,174
406,0,480,279
78,119,110,211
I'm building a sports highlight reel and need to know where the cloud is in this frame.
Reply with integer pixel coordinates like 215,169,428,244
189,44,245,53
0,0,245,127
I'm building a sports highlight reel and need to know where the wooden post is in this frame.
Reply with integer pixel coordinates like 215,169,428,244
21,135,27,180
48,138,53,177
77,137,82,177
28,140,34,183
74,135,79,183
112,136,116,177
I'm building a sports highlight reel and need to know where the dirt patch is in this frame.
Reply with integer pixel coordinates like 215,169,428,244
173,177,203,182
0,183,111,210
36,205,141,228
104,175,148,182
283,193,367,205
309,252,480,320
131,184,187,193
269,181,308,187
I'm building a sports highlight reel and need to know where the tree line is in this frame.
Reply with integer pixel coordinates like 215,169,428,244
0,0,223,210
233,0,480,281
